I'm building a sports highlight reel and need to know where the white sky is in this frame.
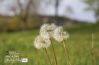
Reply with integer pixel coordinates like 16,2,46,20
0,0,96,23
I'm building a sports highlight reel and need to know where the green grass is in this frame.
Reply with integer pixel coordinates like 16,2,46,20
0,24,99,65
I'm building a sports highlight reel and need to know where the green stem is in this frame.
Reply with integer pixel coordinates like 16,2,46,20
62,40,72,65
51,39,58,65
91,51,96,65
44,48,52,65
91,33,96,65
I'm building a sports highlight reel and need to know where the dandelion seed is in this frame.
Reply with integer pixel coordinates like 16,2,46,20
40,24,50,31
34,36,43,49
63,32,70,40
53,26,69,42
34,35,51,49
40,30,50,39
40,23,57,39
49,23,57,31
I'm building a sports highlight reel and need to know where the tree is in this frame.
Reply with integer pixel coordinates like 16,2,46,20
17,0,36,29
55,0,59,16
84,0,99,22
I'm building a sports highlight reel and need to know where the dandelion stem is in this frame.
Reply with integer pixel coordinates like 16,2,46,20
92,33,94,49
36,51,40,65
44,48,52,65
91,33,96,65
62,40,72,65
51,39,58,65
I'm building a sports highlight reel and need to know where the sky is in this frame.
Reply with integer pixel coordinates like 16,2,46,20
0,0,96,23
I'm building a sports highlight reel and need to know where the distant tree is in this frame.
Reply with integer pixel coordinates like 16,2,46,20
10,4,19,15
17,0,36,29
55,0,59,16
84,0,99,22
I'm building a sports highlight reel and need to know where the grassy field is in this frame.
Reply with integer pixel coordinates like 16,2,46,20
0,23,99,65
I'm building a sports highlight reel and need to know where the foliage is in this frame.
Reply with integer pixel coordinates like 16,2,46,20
84,0,99,22
0,16,42,32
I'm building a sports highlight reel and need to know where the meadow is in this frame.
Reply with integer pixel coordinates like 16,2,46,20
0,23,99,65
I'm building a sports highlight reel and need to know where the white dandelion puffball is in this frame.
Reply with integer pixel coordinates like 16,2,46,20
63,32,69,39
46,23,57,37
40,24,50,31
40,23,50,39
34,35,51,49
40,23,57,39
40,30,50,39
48,23,57,31
53,26,69,42
34,36,42,49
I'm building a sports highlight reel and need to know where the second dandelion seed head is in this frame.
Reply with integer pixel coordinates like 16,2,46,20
53,26,70,42
34,35,51,49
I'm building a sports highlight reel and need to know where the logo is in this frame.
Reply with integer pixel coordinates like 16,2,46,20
4,51,28,63
20,58,28,62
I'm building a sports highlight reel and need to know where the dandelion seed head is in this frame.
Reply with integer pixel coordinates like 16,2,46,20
34,35,51,49
53,27,69,42
34,36,43,49
40,30,50,39
40,24,50,31
40,23,57,39
41,38,51,48
48,23,57,31
63,32,70,40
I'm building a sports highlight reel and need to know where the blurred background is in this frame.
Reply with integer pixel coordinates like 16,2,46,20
0,0,99,65
0,0,98,31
